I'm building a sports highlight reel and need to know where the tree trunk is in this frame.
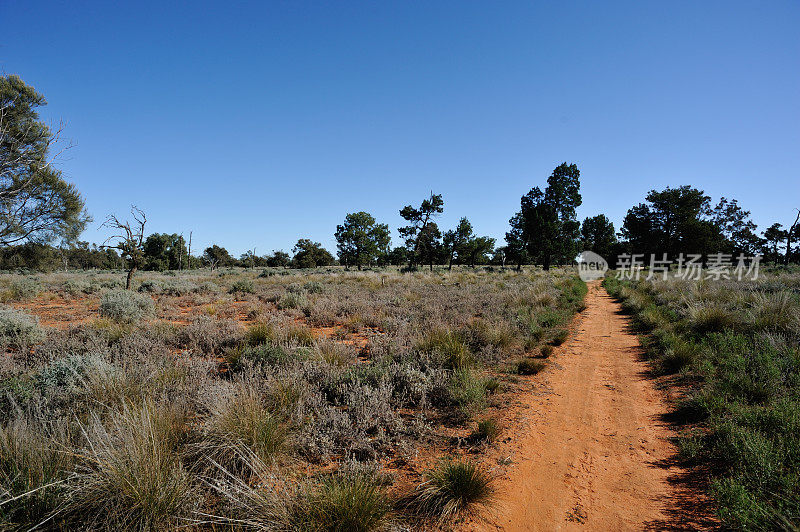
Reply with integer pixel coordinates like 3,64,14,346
126,265,137,290
543,254,551,271
786,211,800,265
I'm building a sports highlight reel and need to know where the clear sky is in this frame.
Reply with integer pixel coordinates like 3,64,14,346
1,1,798,257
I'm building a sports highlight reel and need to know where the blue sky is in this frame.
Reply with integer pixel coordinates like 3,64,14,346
1,1,798,257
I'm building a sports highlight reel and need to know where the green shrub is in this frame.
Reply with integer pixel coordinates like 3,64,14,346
409,459,495,520
0,306,45,348
539,345,554,358
278,292,307,310
229,279,254,294
448,368,487,412
516,358,546,375
99,289,155,323
7,278,40,301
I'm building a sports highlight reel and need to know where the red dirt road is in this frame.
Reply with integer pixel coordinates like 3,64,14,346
474,281,715,531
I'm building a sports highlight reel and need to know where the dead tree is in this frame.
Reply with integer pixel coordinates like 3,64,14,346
101,206,146,289
786,210,800,266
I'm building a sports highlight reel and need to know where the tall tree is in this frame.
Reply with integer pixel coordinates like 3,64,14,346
711,198,760,254
101,206,147,289
266,250,290,268
762,223,786,263
0,75,90,246
785,210,800,265
142,233,187,271
463,235,496,267
580,214,616,259
292,239,334,269
398,193,444,268
505,211,528,270
443,217,474,270
416,222,442,271
620,186,723,257
513,162,582,270
334,211,391,270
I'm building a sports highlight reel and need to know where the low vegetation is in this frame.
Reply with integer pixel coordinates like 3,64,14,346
605,269,800,529
0,266,584,529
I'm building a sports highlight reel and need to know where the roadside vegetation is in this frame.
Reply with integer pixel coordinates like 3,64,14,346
605,269,800,529
0,266,585,530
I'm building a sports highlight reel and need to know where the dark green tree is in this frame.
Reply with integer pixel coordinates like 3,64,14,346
711,198,761,254
762,223,786,263
513,163,582,270
398,193,444,267
266,250,290,268
334,211,391,270
580,215,616,259
505,212,528,270
292,239,335,269
203,244,234,270
0,75,90,246
443,217,474,270
142,233,188,271
416,222,442,271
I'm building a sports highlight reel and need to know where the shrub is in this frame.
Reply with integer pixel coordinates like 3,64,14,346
448,368,487,412
516,358,546,375
687,305,738,335
230,279,254,294
294,475,391,531
409,459,494,520
0,306,45,348
304,281,324,294
7,278,40,301
99,289,155,323
278,292,307,310
539,345,554,358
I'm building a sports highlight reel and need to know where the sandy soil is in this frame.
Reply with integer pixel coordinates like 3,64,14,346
471,281,716,531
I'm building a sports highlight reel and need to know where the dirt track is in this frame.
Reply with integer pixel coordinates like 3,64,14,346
475,281,714,531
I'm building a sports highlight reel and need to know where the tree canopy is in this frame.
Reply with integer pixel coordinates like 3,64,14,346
0,75,90,246
334,211,390,269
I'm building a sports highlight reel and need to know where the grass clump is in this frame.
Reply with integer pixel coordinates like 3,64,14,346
539,344,554,358
229,279,254,294
66,400,195,530
516,358,546,375
408,459,495,520
278,292,307,310
294,475,391,531
473,418,501,443
99,289,155,323
549,329,569,346
418,329,473,370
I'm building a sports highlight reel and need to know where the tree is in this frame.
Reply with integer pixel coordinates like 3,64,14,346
505,212,528,270
398,193,444,267
512,163,582,270
266,250,290,268
416,222,442,271
0,75,90,246
762,223,786,263
620,186,723,258
101,206,147,289
143,233,187,271
292,239,334,269
463,235,495,267
710,198,760,254
443,217,474,270
386,246,409,266
580,215,616,259
203,245,233,270
334,211,391,270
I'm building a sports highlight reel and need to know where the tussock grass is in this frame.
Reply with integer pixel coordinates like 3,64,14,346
407,459,495,520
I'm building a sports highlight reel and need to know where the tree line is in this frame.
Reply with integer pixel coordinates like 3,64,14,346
2,74,799,278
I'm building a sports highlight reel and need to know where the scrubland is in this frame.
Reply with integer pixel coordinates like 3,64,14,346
0,266,586,530
605,269,800,530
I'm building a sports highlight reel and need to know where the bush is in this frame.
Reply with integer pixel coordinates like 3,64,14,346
294,475,391,531
278,292,307,310
516,358,546,375
448,368,486,412
549,329,569,346
7,278,40,301
230,279,254,294
99,289,155,323
0,306,45,348
409,459,494,520
539,345,554,358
